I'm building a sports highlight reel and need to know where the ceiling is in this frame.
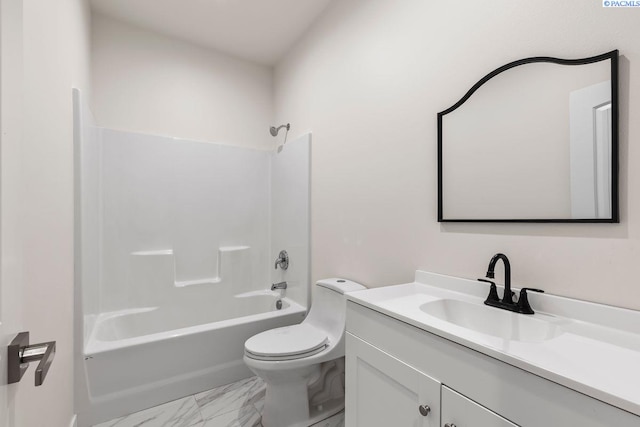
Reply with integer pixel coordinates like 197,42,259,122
90,0,333,66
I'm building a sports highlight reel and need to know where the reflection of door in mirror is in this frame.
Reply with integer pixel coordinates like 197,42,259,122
569,81,612,219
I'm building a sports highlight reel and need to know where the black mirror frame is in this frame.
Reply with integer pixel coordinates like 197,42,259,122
437,50,619,223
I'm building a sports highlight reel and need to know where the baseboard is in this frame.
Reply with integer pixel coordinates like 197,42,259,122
69,414,77,427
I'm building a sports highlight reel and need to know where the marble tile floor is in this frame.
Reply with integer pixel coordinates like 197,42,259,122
94,376,345,427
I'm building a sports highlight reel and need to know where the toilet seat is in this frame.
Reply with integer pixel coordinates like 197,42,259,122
244,324,328,361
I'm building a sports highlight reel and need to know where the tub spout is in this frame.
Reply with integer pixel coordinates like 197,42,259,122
271,281,287,291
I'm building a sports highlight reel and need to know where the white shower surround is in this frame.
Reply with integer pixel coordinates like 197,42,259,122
73,90,311,425
97,128,272,312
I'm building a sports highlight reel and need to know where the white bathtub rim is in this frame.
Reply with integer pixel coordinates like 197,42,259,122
84,297,306,356
234,289,284,298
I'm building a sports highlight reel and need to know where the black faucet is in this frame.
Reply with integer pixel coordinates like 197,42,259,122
486,253,513,305
480,253,544,315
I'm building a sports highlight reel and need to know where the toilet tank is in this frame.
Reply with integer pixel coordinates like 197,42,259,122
304,278,366,342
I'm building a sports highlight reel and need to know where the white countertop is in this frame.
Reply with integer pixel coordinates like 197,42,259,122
346,271,640,417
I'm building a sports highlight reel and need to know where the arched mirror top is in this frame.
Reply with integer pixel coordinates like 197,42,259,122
437,50,619,223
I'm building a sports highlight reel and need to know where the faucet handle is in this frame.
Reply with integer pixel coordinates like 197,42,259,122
478,278,499,303
518,288,544,315
275,250,289,270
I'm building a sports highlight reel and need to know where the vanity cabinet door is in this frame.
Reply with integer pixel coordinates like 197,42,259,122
345,333,440,427
441,386,519,427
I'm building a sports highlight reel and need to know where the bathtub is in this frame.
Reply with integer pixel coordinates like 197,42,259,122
83,291,306,424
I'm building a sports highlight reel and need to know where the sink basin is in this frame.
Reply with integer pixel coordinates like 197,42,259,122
420,299,563,342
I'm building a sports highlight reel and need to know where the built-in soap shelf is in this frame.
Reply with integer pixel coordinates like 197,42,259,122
129,246,250,288
174,277,222,287
130,250,174,256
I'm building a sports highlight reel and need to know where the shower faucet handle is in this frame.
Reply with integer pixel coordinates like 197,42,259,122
274,250,289,270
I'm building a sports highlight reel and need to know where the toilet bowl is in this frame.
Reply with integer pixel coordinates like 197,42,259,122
244,278,366,427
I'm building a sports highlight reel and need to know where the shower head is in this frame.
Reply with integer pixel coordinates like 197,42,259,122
270,123,290,137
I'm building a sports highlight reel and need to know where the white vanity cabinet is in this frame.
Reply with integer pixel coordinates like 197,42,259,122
346,332,516,427
346,334,441,426
345,300,640,427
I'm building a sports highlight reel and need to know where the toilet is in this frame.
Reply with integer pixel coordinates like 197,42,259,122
244,278,366,427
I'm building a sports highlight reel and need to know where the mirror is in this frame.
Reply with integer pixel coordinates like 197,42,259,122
438,50,618,222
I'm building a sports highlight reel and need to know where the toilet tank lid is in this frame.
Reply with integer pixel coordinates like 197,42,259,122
316,278,366,294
